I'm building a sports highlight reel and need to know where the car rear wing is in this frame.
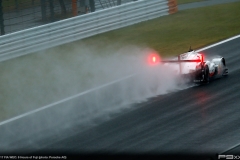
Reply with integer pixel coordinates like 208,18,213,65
160,55,204,74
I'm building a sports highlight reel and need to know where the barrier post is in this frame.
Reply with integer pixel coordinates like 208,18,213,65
49,0,55,21
59,0,67,14
72,0,78,16
168,0,178,14
40,0,47,21
0,0,4,35
89,0,95,12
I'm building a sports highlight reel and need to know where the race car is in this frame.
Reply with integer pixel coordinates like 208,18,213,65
149,47,228,84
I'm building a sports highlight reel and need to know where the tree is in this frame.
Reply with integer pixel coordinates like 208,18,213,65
0,0,5,35
117,0,121,5
89,0,95,12
59,0,66,14
49,0,55,21
40,0,47,21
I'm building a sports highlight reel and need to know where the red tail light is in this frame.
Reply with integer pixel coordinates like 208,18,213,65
199,54,204,62
148,53,160,65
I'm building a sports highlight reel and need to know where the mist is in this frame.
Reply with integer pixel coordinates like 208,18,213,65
0,41,193,152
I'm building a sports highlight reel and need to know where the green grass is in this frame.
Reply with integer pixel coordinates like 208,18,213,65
0,2,240,122
178,0,206,4
80,1,240,57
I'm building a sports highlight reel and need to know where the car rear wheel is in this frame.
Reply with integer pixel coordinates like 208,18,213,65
204,65,210,83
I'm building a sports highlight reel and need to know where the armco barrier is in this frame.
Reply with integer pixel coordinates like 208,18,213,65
168,0,178,14
0,0,177,62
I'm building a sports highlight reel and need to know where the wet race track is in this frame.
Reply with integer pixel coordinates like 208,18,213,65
6,36,237,160
1,1,240,159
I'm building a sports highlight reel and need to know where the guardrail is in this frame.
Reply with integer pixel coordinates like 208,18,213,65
0,0,177,62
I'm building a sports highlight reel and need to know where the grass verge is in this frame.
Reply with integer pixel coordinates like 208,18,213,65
178,0,206,4
80,1,240,57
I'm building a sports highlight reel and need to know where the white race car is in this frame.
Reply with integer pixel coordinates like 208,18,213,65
149,47,228,84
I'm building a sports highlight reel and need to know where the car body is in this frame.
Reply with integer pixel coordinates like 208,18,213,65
153,48,228,84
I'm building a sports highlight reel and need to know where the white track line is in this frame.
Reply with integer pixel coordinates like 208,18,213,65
220,143,240,154
196,34,240,52
0,74,136,126
0,34,240,126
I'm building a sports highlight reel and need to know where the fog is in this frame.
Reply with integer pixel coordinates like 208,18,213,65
0,41,193,152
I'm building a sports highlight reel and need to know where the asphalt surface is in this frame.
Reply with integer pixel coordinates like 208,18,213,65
32,37,240,159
